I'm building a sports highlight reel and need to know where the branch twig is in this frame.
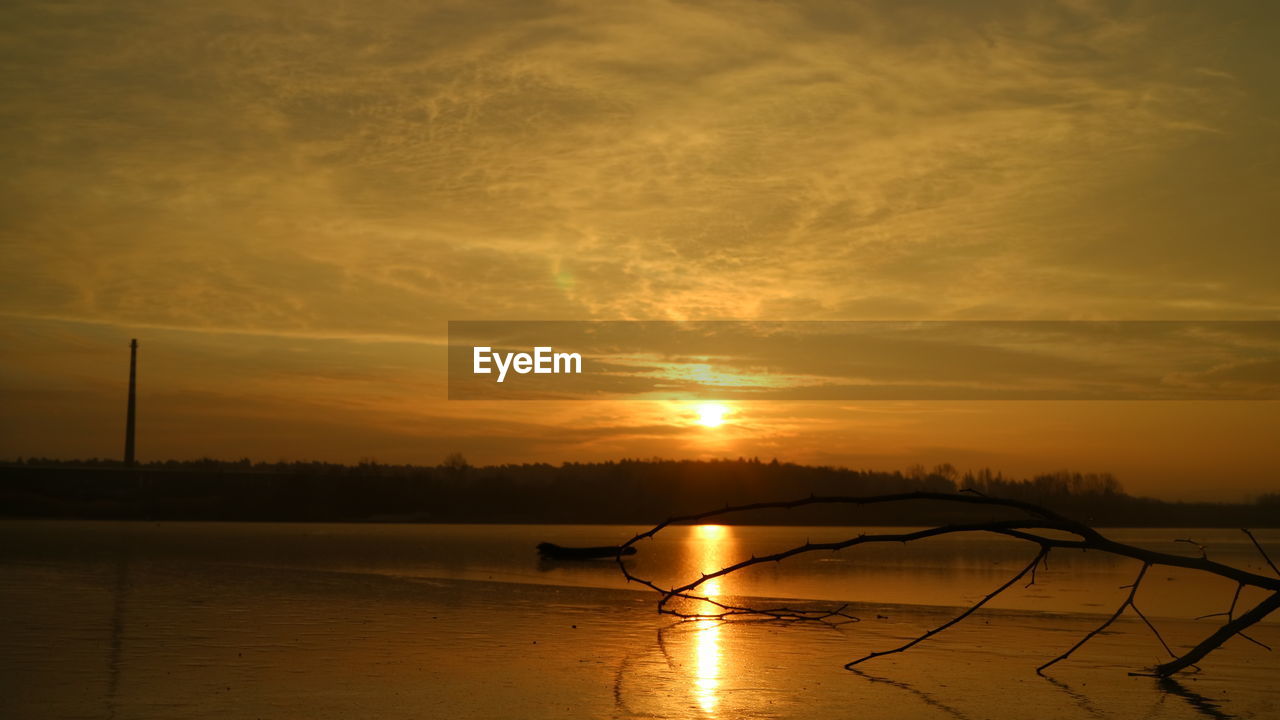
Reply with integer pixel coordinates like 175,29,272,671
614,492,1280,677
847,547,1048,669
1242,528,1279,577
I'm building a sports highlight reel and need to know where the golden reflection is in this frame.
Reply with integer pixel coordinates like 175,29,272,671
693,619,722,714
693,524,729,600
694,523,728,541
687,524,734,715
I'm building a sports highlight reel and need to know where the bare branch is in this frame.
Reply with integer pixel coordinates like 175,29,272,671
1175,538,1207,559
1038,563,1151,674
1149,591,1280,676
846,547,1047,669
1025,549,1049,588
1236,632,1272,652
1131,603,1176,659
1242,528,1279,577
613,492,1280,678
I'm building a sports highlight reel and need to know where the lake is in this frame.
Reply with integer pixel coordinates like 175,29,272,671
1,521,1277,719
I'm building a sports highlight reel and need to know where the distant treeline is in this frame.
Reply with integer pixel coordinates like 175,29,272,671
1,457,1276,527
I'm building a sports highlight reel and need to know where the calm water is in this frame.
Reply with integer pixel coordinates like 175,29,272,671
1,521,1277,719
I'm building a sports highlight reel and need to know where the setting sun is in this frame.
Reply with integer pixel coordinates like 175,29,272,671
4,0,1280,717
695,403,727,428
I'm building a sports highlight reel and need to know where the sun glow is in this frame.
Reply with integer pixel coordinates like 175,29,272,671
695,403,727,428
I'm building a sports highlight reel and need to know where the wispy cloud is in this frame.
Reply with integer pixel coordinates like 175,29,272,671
3,0,1278,497
4,0,1275,332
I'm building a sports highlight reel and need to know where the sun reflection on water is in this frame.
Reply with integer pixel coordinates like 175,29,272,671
693,619,722,714
688,524,733,715
694,524,729,603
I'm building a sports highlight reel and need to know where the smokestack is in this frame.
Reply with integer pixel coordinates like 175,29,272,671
124,338,137,465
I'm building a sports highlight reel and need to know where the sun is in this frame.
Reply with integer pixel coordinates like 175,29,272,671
695,403,728,428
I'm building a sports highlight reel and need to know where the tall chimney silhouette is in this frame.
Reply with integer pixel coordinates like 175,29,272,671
124,338,138,465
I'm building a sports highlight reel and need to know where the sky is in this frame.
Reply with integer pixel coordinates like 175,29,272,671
2,0,1278,500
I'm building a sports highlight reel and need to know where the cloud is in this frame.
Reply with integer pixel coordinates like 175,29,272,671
446,320,1280,400
3,1,1279,497
5,0,1276,333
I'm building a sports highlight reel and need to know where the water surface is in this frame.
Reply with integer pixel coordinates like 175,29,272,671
1,521,1277,719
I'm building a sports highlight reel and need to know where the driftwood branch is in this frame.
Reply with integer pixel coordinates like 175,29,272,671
1243,528,1279,577
1036,563,1169,674
613,492,1279,677
848,546,1047,670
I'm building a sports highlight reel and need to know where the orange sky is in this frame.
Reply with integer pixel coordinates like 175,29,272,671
2,1,1278,500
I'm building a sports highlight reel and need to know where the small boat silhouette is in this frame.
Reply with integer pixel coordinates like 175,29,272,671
536,542,637,560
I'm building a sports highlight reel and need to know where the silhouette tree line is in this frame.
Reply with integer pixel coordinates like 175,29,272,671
0,456,1274,526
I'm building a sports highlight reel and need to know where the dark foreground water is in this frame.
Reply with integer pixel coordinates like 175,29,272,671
1,521,1277,719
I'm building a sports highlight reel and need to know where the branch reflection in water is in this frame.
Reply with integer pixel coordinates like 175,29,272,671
846,669,970,720
1156,676,1236,720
